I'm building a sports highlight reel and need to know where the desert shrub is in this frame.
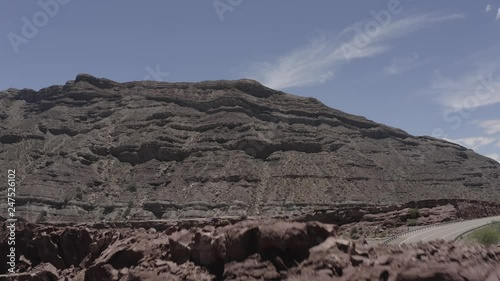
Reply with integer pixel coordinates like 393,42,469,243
408,208,420,219
350,227,358,236
36,210,48,223
407,219,418,226
122,206,131,218
471,225,500,245
127,183,137,192
63,195,71,206
121,201,134,219
103,206,114,215
349,227,360,239
376,230,388,238
75,187,83,200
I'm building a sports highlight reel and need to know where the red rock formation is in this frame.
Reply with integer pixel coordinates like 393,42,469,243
1,219,499,280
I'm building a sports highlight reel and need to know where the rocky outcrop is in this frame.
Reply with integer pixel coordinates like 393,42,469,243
1,220,499,280
301,199,500,238
1,74,499,221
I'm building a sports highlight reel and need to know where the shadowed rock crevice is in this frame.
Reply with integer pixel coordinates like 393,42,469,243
0,134,45,144
108,250,144,269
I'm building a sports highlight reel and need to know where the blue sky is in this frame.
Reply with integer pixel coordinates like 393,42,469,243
1,0,499,162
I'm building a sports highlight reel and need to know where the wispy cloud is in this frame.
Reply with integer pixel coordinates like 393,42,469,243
384,53,428,75
476,119,500,135
247,13,465,89
486,4,492,12
430,63,500,110
447,137,496,149
496,8,500,20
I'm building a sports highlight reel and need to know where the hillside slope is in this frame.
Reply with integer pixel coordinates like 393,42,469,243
0,74,499,222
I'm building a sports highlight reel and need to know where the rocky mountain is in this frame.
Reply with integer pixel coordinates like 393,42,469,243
0,74,499,222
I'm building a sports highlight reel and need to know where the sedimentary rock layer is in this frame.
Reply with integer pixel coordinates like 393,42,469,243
0,74,499,221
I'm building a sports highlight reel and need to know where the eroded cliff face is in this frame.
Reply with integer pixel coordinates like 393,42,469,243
0,74,499,221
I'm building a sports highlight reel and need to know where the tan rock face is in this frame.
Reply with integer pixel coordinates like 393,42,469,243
1,220,499,281
1,74,500,222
